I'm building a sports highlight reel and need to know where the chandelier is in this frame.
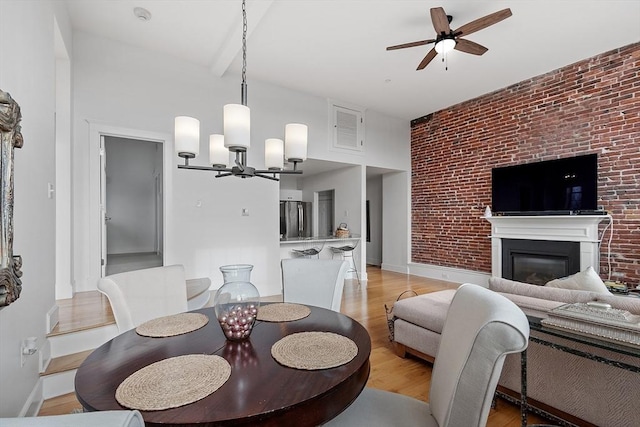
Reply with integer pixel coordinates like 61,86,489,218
174,0,307,181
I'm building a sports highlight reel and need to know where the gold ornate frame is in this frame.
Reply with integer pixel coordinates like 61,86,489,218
0,89,23,307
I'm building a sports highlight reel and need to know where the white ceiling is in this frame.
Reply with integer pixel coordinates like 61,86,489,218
64,0,640,122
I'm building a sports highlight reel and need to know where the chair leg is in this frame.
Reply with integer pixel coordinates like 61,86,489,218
344,252,361,285
353,262,361,284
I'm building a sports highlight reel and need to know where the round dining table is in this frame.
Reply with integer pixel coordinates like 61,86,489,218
75,304,371,426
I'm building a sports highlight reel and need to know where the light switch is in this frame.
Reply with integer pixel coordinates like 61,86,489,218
242,208,249,216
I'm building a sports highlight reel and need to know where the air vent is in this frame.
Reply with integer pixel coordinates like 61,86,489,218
331,103,364,152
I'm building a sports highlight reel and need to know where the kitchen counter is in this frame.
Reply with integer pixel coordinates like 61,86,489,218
280,235,361,244
278,235,362,285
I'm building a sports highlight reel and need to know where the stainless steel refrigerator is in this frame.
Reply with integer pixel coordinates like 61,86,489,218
280,201,312,239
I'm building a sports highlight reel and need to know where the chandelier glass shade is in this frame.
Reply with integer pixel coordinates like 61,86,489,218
174,0,307,181
175,116,200,157
434,37,456,54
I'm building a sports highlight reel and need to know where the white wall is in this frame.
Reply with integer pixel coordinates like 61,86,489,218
54,12,73,299
382,171,410,273
105,137,161,255
0,1,409,415
0,0,61,417
72,32,410,296
366,175,383,266
363,110,411,171
301,166,364,276
302,166,362,236
72,33,302,296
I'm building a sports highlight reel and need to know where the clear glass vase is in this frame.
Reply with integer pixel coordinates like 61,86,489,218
214,264,260,341
219,264,254,283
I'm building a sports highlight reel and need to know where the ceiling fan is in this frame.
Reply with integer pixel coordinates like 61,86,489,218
387,7,512,70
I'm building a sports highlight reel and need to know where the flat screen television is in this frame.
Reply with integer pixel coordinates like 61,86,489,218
491,153,599,215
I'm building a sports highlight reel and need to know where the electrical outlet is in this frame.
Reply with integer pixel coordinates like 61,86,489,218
20,337,37,367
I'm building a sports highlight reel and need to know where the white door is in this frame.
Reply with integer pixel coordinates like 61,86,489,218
102,136,164,276
100,135,108,277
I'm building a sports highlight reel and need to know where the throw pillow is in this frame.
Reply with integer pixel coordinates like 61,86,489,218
545,266,610,294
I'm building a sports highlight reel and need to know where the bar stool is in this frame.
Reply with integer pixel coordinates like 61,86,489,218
330,240,360,284
292,240,324,259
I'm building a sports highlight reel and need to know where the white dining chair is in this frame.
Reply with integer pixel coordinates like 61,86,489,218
97,264,190,332
281,259,349,312
0,410,144,427
325,283,530,427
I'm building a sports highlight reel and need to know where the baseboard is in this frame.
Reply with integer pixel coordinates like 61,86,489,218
19,378,43,417
381,262,409,274
366,257,381,266
407,263,490,286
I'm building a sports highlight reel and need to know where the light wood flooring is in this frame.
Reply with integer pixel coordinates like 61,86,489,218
39,266,545,426
106,252,163,276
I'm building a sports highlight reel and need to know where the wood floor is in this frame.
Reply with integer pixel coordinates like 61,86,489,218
40,266,545,426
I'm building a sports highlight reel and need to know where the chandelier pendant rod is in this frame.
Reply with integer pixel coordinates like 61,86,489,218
174,0,307,181
240,0,248,108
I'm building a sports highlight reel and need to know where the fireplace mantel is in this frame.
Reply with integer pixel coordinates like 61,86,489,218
485,215,610,278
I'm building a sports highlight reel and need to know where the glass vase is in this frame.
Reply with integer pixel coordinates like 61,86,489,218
220,264,254,283
214,264,260,341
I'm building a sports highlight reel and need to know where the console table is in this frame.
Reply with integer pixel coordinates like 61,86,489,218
500,316,640,427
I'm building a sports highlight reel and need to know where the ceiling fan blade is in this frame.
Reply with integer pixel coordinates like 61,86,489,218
453,8,512,37
386,39,436,51
430,7,451,34
454,38,488,55
417,48,438,70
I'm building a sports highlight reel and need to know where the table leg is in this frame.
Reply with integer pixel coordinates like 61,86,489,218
521,348,528,427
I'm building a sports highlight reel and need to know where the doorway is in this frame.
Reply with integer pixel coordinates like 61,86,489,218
317,189,335,237
102,136,163,275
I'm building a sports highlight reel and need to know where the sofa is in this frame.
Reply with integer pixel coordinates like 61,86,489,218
392,277,640,427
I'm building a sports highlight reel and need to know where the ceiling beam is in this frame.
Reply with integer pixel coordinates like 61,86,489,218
210,0,274,77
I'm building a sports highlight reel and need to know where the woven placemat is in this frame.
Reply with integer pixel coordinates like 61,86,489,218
115,354,231,411
271,332,358,370
257,303,311,322
136,313,209,337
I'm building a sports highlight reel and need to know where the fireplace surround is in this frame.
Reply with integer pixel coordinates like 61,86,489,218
502,238,580,285
485,215,610,283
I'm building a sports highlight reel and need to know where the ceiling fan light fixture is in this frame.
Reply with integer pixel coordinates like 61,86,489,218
435,38,456,54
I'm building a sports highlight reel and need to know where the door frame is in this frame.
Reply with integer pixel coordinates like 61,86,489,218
89,122,173,289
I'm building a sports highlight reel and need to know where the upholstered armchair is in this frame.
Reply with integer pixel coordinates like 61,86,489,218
326,284,530,427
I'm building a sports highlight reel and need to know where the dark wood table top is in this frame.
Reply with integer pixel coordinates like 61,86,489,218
75,304,371,426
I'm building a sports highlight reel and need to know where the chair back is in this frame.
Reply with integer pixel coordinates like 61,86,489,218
281,259,349,311
0,410,144,426
429,284,529,427
97,265,188,332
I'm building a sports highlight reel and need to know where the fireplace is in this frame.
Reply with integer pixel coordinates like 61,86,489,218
485,215,609,281
502,239,580,285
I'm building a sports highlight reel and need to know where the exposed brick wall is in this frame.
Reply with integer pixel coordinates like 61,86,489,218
411,43,640,285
